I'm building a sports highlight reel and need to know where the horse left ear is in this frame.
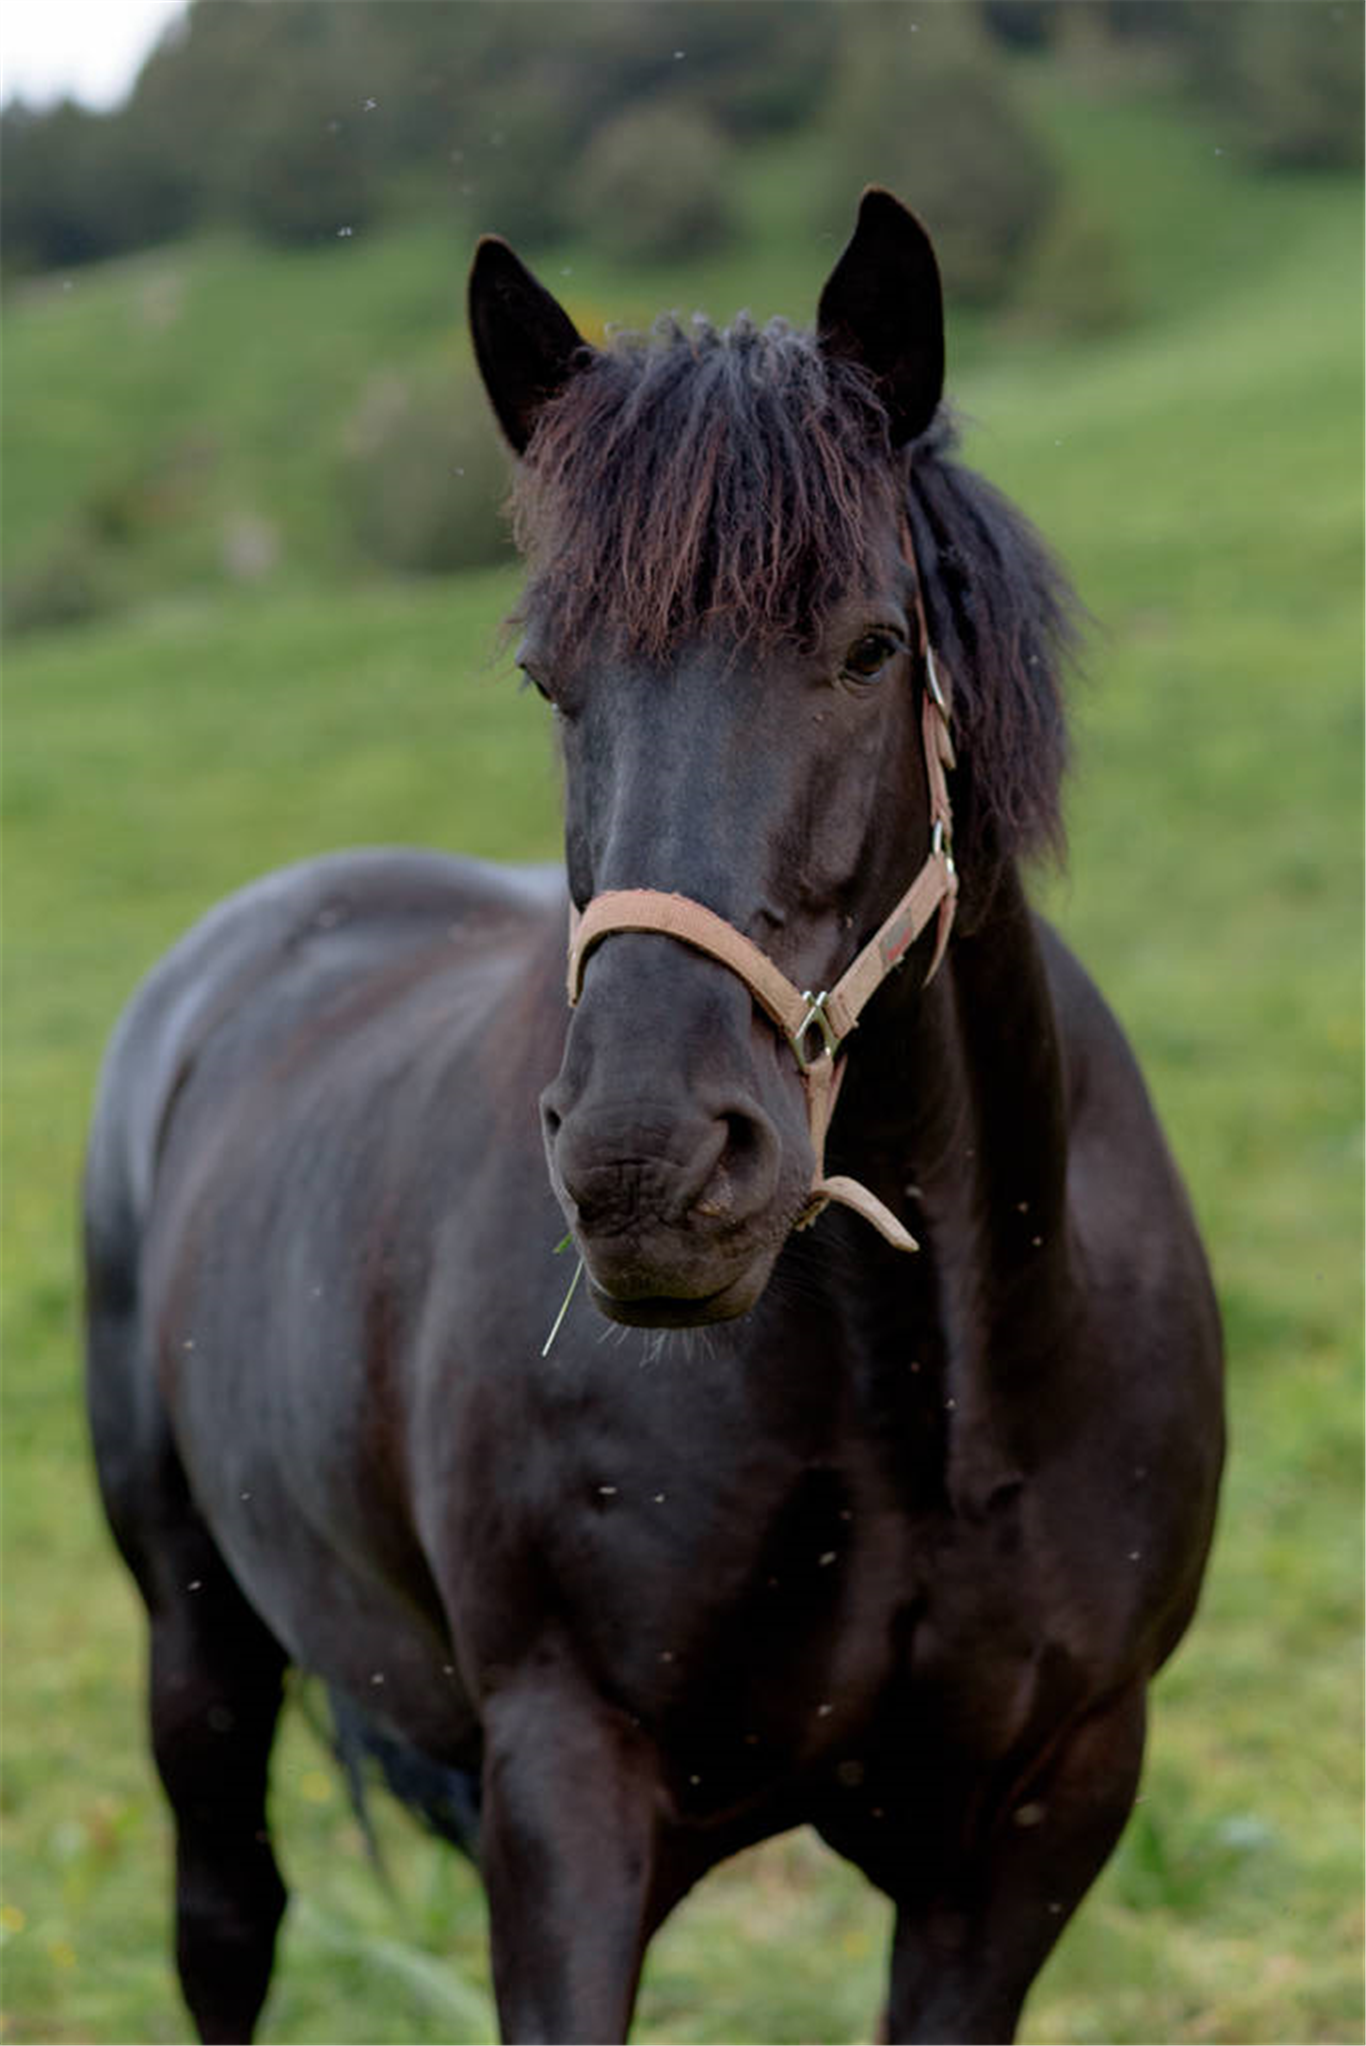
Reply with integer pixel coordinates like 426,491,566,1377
468,236,590,454
817,188,944,447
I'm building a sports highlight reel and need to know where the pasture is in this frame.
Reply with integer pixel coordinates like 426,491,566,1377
3,88,1362,2046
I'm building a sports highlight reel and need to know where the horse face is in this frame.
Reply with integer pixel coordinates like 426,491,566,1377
470,191,945,1325
534,594,929,1324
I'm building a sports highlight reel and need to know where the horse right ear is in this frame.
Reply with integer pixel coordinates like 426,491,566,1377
468,237,590,454
817,188,944,447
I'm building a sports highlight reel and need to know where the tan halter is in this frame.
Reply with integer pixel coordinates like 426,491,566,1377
565,575,958,1256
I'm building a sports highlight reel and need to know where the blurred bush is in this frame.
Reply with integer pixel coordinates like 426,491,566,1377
228,97,380,248
3,435,227,636
1181,0,1364,171
1008,202,1139,339
339,369,513,576
569,103,735,264
3,530,124,638
651,4,837,137
978,2,1056,54
816,7,1059,307
449,74,586,247
979,0,1364,172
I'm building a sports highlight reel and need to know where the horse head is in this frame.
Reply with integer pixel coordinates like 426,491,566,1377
470,192,949,1326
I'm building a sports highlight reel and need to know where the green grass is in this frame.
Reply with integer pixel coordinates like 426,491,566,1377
3,79,1362,2046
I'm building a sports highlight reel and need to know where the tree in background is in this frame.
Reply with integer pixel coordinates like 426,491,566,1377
4,1,1362,283
0,2,1060,293
1,0,832,262
1,98,191,274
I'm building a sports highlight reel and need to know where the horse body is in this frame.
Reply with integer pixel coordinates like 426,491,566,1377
85,194,1222,2043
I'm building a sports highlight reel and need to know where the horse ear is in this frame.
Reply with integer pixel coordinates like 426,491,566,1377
817,188,944,447
468,236,590,454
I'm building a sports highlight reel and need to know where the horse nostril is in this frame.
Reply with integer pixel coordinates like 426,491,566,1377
692,1109,778,1224
723,1110,764,1173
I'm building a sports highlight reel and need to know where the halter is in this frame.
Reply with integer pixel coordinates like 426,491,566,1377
565,539,958,1255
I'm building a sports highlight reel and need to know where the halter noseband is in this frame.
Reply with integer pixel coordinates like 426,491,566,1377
564,541,958,1256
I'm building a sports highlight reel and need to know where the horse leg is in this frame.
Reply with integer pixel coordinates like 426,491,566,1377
883,1686,1147,2044
479,1666,661,2043
146,1530,289,2044
86,1257,289,2042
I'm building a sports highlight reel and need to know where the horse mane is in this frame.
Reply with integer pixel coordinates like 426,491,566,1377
511,316,1079,877
906,411,1078,871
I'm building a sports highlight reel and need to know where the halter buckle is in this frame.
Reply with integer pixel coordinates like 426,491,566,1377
925,645,949,715
790,989,841,1072
932,817,955,873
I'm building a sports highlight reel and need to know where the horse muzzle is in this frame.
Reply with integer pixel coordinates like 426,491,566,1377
540,1083,796,1325
540,930,817,1325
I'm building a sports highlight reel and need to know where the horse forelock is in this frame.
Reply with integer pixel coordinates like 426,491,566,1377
511,316,900,660
510,321,1078,880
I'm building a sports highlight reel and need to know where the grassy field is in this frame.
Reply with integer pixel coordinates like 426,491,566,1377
3,81,1362,2046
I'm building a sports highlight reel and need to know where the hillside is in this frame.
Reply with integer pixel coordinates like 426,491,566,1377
4,77,1358,623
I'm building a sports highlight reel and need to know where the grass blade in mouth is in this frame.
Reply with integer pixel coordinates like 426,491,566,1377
542,1250,584,1356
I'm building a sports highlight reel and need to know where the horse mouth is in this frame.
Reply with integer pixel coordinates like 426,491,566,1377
584,1251,775,1329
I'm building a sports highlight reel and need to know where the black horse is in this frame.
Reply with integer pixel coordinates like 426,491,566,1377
84,191,1223,2043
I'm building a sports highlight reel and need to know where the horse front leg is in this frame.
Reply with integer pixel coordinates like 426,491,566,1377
884,1685,1147,2044
480,1665,662,2043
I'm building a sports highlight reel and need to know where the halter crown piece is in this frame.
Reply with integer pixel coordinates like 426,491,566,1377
565,526,958,1255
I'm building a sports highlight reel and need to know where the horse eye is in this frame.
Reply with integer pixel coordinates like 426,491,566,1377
516,658,556,707
840,631,902,684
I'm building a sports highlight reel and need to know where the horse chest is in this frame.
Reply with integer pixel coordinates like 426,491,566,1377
505,1437,1049,1820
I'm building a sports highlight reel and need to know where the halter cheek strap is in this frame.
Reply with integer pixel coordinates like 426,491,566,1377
564,644,958,1256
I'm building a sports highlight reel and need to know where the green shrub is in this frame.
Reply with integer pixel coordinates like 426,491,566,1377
1009,202,1140,340
665,5,840,138
447,74,585,248
978,1,1057,53
222,41,384,249
3,530,123,639
1192,0,1365,172
339,368,513,575
568,103,736,265
998,0,1366,174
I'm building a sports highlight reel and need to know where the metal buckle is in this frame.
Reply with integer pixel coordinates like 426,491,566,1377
932,818,956,875
925,645,949,715
790,990,840,1072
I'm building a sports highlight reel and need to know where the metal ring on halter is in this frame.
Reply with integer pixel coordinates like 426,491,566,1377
790,990,841,1073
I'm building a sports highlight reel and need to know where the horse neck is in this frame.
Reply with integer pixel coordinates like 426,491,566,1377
835,862,1072,1406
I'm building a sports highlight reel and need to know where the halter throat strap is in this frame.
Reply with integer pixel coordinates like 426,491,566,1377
563,612,958,1255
